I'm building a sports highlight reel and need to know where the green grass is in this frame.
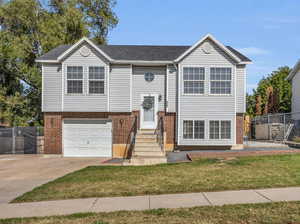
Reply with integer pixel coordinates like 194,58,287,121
12,154,300,203
2,202,300,224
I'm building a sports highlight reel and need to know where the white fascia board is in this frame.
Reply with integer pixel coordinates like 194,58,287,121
57,37,113,62
35,59,59,63
174,33,241,63
112,60,173,65
287,60,300,81
238,61,252,65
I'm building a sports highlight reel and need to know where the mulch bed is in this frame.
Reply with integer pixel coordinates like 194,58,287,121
187,149,300,161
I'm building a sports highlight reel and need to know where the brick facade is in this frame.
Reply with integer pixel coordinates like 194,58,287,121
44,112,242,156
44,112,135,155
236,113,244,145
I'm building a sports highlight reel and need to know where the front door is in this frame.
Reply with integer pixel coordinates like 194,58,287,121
140,94,158,129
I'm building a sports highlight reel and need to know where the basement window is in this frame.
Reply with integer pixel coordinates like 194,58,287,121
183,120,205,139
209,120,231,139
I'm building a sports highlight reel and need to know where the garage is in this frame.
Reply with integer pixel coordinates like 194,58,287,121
63,119,112,157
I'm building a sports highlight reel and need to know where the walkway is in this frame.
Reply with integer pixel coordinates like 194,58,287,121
1,187,300,219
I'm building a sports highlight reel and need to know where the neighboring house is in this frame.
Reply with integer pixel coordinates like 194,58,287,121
36,34,251,158
287,60,300,114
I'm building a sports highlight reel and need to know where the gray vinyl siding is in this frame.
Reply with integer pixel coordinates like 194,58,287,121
236,65,246,113
167,64,177,112
132,66,166,111
42,63,62,112
62,43,109,112
178,39,236,145
110,64,131,112
292,70,300,114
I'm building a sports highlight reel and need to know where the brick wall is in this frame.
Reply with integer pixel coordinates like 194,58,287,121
44,112,134,154
236,113,244,145
157,112,176,145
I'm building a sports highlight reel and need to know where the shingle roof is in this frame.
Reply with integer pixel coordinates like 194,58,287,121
36,44,251,62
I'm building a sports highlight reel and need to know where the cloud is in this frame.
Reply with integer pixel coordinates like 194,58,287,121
238,47,270,56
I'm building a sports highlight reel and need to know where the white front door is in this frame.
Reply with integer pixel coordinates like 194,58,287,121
140,94,158,129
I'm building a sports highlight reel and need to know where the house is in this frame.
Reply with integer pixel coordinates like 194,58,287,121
287,60,300,114
36,34,251,160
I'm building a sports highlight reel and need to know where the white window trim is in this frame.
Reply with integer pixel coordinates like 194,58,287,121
182,66,206,96
65,66,84,95
87,66,106,95
208,66,234,96
208,119,232,140
182,120,205,140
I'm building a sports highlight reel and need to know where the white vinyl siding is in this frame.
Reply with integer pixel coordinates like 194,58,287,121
292,70,300,114
210,67,232,95
167,64,177,112
132,66,166,111
236,65,246,113
183,67,205,94
42,63,62,112
62,43,109,112
109,64,131,112
178,39,236,145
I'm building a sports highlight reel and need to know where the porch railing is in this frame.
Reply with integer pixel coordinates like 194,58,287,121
126,115,138,159
155,116,164,151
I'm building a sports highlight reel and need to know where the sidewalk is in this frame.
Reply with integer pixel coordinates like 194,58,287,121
1,187,300,219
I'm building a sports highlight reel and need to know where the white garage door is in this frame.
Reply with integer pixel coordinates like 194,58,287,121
63,119,112,157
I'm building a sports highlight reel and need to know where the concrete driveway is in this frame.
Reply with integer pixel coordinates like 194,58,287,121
0,155,108,204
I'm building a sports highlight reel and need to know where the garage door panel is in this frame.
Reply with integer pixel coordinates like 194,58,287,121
63,119,112,157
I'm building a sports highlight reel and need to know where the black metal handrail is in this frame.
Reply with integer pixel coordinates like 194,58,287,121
155,116,164,151
126,116,138,159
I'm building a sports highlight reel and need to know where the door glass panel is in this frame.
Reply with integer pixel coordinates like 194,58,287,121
143,96,155,122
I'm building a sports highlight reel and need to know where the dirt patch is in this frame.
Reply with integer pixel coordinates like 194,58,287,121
188,149,300,160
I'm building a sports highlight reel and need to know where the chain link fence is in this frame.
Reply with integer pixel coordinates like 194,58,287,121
0,127,40,154
250,112,300,142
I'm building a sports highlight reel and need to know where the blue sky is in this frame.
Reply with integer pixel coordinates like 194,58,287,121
107,0,300,94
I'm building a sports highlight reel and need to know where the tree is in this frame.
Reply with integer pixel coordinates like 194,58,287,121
247,66,292,117
0,0,118,126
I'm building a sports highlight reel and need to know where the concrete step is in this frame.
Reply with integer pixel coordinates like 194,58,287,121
138,129,156,135
135,137,157,143
134,145,162,151
134,142,160,147
133,151,165,157
128,156,167,166
136,134,156,139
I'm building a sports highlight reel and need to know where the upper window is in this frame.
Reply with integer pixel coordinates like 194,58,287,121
210,67,232,94
183,67,205,94
183,120,205,139
88,66,105,94
209,120,231,140
67,66,83,94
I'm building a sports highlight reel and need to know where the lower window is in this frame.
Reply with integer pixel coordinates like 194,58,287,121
183,120,205,139
209,120,231,139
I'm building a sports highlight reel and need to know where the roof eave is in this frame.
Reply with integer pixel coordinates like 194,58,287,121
174,33,241,63
35,59,59,63
286,60,300,81
112,60,173,65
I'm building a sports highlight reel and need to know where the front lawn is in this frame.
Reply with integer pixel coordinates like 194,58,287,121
13,154,300,203
2,202,300,224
